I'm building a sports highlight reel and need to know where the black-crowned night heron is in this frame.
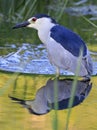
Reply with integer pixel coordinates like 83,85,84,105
13,14,93,79
9,78,92,115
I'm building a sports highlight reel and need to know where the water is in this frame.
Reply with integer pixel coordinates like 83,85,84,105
0,1,97,129
0,73,97,130
0,43,97,130
0,43,97,75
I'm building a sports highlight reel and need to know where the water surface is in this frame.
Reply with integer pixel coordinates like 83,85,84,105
0,43,97,75
0,72,97,130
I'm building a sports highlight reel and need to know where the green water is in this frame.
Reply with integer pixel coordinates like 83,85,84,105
0,71,97,130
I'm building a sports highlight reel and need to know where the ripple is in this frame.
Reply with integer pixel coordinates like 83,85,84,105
0,43,97,75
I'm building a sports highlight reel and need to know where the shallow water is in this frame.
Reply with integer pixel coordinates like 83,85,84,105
0,72,97,130
0,43,97,75
0,0,97,129
0,42,97,130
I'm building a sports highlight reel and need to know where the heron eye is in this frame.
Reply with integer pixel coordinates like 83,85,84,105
32,17,37,22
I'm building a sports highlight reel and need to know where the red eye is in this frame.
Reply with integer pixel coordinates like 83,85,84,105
32,17,37,22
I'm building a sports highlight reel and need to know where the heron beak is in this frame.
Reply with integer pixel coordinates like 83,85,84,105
12,21,30,29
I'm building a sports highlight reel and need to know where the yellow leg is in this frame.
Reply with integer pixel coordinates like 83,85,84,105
56,67,60,77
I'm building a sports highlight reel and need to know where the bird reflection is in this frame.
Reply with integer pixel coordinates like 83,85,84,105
9,78,92,115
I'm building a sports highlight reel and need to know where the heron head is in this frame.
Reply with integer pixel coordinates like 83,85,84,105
12,14,57,30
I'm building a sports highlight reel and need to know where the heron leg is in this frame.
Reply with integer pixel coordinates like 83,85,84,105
56,67,60,77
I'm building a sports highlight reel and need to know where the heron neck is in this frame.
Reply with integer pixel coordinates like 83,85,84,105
38,24,55,44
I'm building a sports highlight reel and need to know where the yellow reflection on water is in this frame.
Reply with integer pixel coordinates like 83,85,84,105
0,71,97,130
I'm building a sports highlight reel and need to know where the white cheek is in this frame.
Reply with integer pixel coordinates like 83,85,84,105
27,24,33,28
27,23,38,30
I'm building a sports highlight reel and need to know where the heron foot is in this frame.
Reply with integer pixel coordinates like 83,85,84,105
82,76,91,82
